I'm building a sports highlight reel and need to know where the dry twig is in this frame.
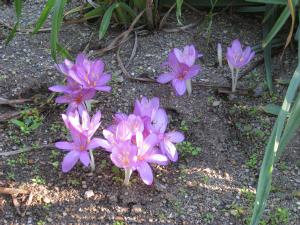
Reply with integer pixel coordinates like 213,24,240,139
90,10,145,57
159,3,176,30
0,97,32,107
125,32,138,68
0,143,54,157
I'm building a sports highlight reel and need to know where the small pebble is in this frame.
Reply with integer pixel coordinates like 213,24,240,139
131,204,142,214
84,190,94,199
43,196,51,204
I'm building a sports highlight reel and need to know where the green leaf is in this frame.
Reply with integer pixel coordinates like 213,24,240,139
84,5,106,19
5,0,22,44
261,104,281,116
250,65,300,225
246,0,287,4
56,42,73,60
32,0,55,34
10,119,25,128
263,5,276,92
51,0,67,61
262,0,299,48
99,3,119,40
119,2,137,19
277,92,300,159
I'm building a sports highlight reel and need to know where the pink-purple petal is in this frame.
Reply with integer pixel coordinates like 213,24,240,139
137,162,153,185
157,72,175,84
172,79,186,96
147,154,168,166
79,151,90,167
163,140,178,162
62,151,80,172
166,131,184,143
55,141,74,151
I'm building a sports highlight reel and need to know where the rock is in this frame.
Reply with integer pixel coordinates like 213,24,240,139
82,181,87,189
62,212,67,216
132,204,142,214
230,209,238,216
212,100,221,107
43,196,51,204
84,190,94,199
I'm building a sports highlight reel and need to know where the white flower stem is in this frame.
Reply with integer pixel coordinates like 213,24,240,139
231,69,235,92
231,69,240,93
89,150,95,172
124,168,132,186
185,79,192,96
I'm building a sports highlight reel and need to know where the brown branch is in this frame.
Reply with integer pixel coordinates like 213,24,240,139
0,97,32,107
0,143,54,157
90,10,145,57
159,3,176,30
0,187,29,195
162,22,198,33
125,32,138,68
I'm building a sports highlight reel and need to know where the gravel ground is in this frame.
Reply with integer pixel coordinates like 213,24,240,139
0,1,299,225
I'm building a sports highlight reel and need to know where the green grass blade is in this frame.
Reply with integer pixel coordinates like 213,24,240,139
5,0,22,44
176,0,183,25
115,2,137,24
246,0,286,4
263,5,276,92
262,0,299,48
56,42,73,60
250,65,300,225
132,0,146,10
277,92,300,159
84,5,107,19
261,103,281,116
51,0,67,61
119,2,137,19
32,0,55,34
99,3,119,40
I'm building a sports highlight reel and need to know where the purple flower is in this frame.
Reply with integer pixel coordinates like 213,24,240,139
50,84,96,114
226,39,255,92
150,108,184,162
226,39,255,69
135,132,168,185
157,45,201,96
97,97,184,185
134,97,160,120
55,110,104,172
49,54,111,112
68,54,112,92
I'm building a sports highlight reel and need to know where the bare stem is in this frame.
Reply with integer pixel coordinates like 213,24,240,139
124,168,132,186
89,150,95,172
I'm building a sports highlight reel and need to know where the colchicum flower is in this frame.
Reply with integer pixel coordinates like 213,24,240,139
49,54,111,113
97,97,184,185
157,45,201,96
226,39,255,92
55,110,104,172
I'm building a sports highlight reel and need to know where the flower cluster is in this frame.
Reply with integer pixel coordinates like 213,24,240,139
157,45,202,96
49,54,111,113
97,97,184,185
55,110,103,172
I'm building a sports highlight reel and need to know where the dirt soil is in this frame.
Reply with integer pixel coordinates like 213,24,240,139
0,1,300,225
